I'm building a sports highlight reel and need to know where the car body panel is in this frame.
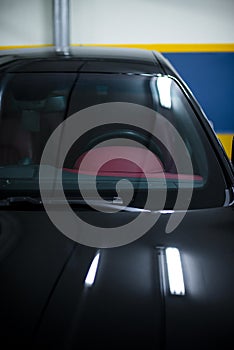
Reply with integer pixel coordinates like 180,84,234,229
0,206,233,348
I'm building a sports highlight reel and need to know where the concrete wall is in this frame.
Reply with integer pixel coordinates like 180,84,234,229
71,0,234,45
0,0,52,46
0,0,233,46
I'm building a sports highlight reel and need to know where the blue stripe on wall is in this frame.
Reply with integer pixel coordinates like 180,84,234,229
163,52,234,133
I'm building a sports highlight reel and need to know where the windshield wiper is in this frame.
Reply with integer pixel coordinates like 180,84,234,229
0,196,122,207
0,196,150,213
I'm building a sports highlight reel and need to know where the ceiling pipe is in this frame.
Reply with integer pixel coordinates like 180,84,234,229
53,0,70,55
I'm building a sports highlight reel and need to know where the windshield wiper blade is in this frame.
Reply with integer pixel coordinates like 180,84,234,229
0,196,151,213
64,197,151,213
0,196,121,207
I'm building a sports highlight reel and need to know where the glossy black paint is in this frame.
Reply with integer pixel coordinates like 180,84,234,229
0,207,233,349
0,47,234,349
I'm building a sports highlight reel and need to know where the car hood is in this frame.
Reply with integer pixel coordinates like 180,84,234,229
0,206,233,349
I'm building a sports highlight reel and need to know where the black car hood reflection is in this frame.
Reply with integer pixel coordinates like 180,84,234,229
0,206,233,349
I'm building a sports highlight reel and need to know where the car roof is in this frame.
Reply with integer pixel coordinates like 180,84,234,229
0,46,173,75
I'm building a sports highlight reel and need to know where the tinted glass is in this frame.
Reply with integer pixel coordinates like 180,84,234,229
0,72,226,209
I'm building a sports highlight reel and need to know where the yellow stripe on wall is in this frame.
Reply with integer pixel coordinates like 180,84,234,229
217,134,233,159
72,43,234,53
1,43,234,52
0,44,53,50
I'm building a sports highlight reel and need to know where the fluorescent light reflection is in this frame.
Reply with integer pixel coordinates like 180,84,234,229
157,76,172,108
159,210,175,214
165,247,185,295
85,252,100,287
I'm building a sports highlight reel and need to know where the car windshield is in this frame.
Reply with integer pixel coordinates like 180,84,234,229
0,71,226,209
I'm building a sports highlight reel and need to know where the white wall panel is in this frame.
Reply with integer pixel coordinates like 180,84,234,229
0,0,233,47
0,0,52,46
70,0,234,44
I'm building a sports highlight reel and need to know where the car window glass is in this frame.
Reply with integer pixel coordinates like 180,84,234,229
0,72,226,209
0,73,76,164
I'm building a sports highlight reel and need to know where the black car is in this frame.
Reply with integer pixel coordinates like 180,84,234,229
0,47,233,349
